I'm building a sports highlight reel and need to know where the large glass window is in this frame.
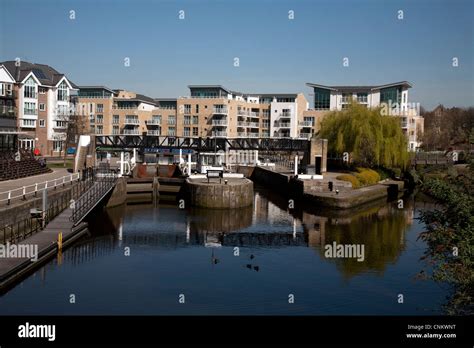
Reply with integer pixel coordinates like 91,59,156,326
357,93,368,103
24,102,37,114
57,81,68,101
24,77,37,98
380,87,402,105
314,88,330,110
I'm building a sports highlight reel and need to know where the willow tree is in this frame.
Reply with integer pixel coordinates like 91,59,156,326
319,102,409,169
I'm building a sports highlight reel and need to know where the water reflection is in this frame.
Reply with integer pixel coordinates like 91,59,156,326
68,186,416,280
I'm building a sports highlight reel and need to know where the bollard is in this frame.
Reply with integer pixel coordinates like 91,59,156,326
22,186,26,200
7,191,11,205
58,232,63,251
34,183,38,197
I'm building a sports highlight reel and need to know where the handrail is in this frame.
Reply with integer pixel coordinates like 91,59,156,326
0,173,81,205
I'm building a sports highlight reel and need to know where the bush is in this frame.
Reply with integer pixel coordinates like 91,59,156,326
354,168,381,185
336,174,361,188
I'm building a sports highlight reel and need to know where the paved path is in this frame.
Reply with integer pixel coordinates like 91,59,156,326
0,169,76,205
0,207,87,291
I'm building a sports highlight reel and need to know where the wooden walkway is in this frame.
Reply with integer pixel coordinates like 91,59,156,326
0,207,87,292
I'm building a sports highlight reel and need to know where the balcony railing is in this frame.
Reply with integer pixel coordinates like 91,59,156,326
20,122,36,128
211,131,227,137
147,130,161,136
275,122,291,128
122,129,140,135
299,133,312,139
279,112,292,117
213,107,228,114
124,118,140,125
298,121,314,127
212,119,228,126
146,119,161,125
237,110,249,116
247,122,259,128
54,123,68,129
249,112,259,117
183,108,192,115
24,109,38,115
0,106,16,116
78,94,113,99
113,105,138,110
247,133,259,138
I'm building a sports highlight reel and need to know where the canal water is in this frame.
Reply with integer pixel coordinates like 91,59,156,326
0,186,448,315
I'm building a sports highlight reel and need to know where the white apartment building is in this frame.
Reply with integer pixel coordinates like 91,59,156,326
306,81,424,150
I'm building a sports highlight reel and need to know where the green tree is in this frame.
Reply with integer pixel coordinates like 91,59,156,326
319,102,409,169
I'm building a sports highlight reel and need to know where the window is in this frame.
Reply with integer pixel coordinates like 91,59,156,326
113,115,120,124
380,87,402,105
192,127,199,136
184,127,190,136
184,104,191,114
168,127,176,136
196,104,199,113
24,77,37,98
53,140,63,152
184,116,191,125
96,125,103,134
357,93,368,103
403,93,407,103
97,104,104,112
39,119,45,127
39,103,45,111
192,116,199,124
341,93,352,103
96,115,103,124
24,102,37,115
56,121,67,128
112,126,119,135
0,83,4,96
57,81,68,101
21,119,36,127
39,87,47,94
168,115,176,125
89,115,95,124
314,88,330,110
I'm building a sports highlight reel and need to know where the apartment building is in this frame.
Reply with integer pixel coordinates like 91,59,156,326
305,82,424,150
0,61,78,155
77,87,178,137
176,85,309,138
0,65,17,150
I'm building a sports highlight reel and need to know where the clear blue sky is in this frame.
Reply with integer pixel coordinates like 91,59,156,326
1,0,472,109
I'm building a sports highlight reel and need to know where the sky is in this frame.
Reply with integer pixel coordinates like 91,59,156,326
0,0,472,109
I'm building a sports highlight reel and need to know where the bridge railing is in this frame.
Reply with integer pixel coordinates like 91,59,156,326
70,165,117,225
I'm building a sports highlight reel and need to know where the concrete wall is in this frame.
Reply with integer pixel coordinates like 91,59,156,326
186,178,253,208
106,177,127,208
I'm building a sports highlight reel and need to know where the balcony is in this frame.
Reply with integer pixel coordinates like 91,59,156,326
147,130,161,136
146,119,161,126
247,122,259,128
247,133,259,138
213,107,228,115
298,121,314,127
237,132,247,137
237,121,248,127
279,112,292,118
183,108,192,115
0,106,16,116
237,110,249,116
24,108,38,116
249,111,259,117
275,121,291,128
113,105,138,110
299,133,312,139
211,119,228,126
211,131,227,137
124,118,140,125
122,129,140,135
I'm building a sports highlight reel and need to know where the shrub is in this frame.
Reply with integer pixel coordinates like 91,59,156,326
336,174,361,188
354,168,381,185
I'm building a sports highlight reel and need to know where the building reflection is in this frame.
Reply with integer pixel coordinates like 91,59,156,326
61,187,418,279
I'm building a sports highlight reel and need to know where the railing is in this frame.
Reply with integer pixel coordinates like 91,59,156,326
247,122,259,128
23,109,38,115
113,106,139,110
279,112,292,117
213,108,228,114
146,119,161,126
299,121,314,127
70,167,117,225
212,119,228,126
124,118,140,125
275,122,291,128
147,130,161,136
78,95,113,99
211,131,227,137
122,129,140,135
154,106,176,110
249,112,259,117
0,106,16,115
0,173,81,206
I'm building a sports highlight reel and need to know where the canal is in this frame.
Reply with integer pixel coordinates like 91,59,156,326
0,186,448,315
